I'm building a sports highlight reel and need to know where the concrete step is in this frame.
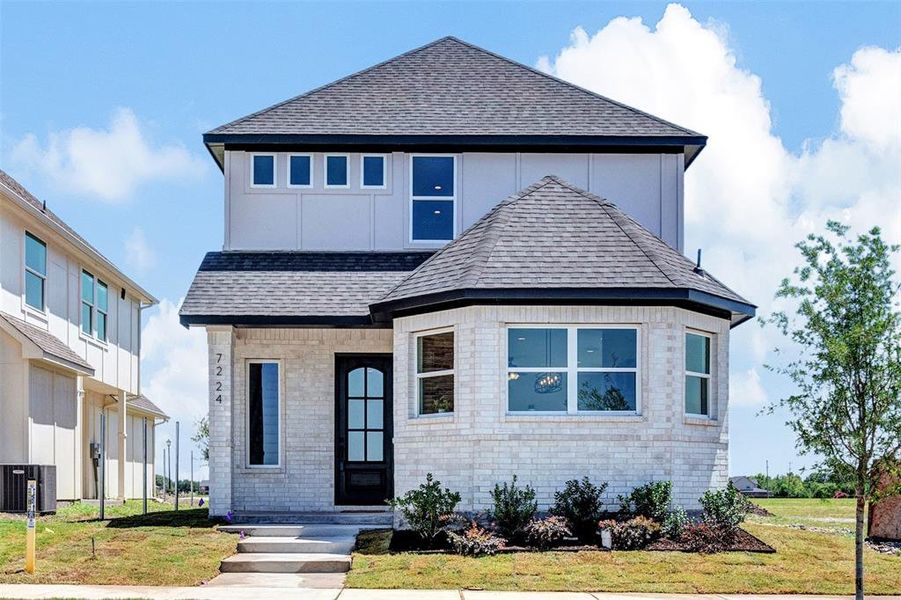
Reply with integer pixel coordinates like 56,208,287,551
206,572,347,589
231,510,392,525
219,552,352,574
237,536,356,554
219,523,382,537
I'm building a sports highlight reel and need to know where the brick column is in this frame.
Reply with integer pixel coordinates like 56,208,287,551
207,326,234,517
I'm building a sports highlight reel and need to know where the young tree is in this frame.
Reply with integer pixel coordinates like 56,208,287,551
764,221,900,600
191,416,210,462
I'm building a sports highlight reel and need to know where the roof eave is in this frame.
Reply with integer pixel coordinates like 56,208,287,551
179,313,385,329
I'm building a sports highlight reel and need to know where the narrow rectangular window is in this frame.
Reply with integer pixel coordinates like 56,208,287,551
96,280,108,341
325,154,349,188
248,361,280,466
251,154,276,187
685,332,712,416
81,270,94,336
288,154,312,187
361,155,386,188
411,155,455,242
416,330,454,415
24,232,47,310
576,328,638,412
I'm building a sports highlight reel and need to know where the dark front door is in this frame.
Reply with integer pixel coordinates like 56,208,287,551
335,354,393,505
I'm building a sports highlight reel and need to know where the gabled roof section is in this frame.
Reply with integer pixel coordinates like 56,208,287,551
127,394,168,419
372,176,755,327
0,312,94,374
204,37,706,167
0,169,157,305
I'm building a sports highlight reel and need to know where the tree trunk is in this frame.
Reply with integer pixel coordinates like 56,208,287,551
855,487,865,600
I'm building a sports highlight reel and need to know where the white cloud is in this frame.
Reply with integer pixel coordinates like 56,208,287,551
833,46,901,151
124,226,156,272
11,107,206,202
731,368,768,407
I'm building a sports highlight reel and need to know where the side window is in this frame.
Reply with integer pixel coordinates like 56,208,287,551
325,154,349,188
251,154,276,187
288,154,312,187
685,332,712,416
248,361,280,466
361,155,386,188
411,156,455,242
96,280,109,341
81,271,94,336
416,330,454,415
24,232,47,311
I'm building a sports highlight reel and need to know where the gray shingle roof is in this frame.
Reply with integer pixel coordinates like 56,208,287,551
0,312,94,373
127,394,168,418
207,37,702,141
375,176,754,325
179,252,434,326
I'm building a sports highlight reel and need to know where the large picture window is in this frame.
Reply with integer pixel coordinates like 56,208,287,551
248,361,280,466
507,326,639,414
24,232,47,311
685,332,712,416
411,155,455,242
416,329,454,415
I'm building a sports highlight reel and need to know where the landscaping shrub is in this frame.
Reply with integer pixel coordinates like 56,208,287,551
490,475,537,541
523,516,571,550
699,482,751,531
618,480,672,521
678,522,735,553
597,516,660,550
447,521,505,556
550,477,608,542
388,473,461,546
661,506,689,539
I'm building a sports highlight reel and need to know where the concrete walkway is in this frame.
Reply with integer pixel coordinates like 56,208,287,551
0,586,886,600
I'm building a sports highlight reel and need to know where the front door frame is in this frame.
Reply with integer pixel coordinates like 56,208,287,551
334,353,394,506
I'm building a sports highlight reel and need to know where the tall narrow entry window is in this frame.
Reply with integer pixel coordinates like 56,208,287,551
248,361,280,466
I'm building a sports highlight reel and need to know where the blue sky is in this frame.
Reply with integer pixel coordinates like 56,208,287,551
2,1,899,482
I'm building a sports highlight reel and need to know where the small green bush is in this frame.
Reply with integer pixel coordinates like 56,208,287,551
388,473,461,545
490,475,537,541
597,516,661,550
550,477,608,542
699,482,750,531
661,506,689,539
447,521,505,556
618,480,672,522
523,516,571,550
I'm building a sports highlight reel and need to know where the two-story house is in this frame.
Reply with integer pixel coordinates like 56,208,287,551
0,169,166,501
181,37,755,517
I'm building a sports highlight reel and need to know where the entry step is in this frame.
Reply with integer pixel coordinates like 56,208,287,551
219,523,384,537
237,535,356,554
219,552,352,573
230,510,393,525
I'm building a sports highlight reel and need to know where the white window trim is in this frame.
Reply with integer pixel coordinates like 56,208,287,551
324,153,351,189
245,359,284,469
23,231,47,313
80,269,95,338
414,326,455,417
96,280,109,342
684,329,714,418
286,153,314,188
250,153,277,189
505,324,641,416
409,154,457,244
360,154,388,189
78,268,109,346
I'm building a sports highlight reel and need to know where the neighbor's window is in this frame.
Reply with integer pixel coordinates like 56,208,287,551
361,155,386,188
96,281,108,341
24,232,47,311
685,332,712,416
288,154,312,187
248,361,280,466
81,271,94,336
411,155,454,242
81,271,109,340
416,329,454,415
251,154,276,187
507,326,639,414
325,154,349,187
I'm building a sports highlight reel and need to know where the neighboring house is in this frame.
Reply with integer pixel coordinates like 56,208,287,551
0,169,166,501
730,476,772,498
181,37,755,517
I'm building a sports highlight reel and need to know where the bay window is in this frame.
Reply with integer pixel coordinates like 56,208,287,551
416,329,454,415
685,331,712,416
507,326,639,414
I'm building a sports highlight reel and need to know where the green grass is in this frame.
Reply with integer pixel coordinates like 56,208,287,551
0,500,234,586
749,497,856,533
346,498,901,593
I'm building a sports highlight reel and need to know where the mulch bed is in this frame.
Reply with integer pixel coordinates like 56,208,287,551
646,527,775,553
748,503,774,517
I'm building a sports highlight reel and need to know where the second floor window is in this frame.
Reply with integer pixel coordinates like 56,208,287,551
325,154,349,188
81,270,108,341
251,154,276,187
361,155,386,188
24,232,47,311
81,271,94,335
411,155,454,242
288,154,312,187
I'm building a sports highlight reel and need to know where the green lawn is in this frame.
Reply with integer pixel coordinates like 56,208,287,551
750,497,856,533
347,498,901,594
0,500,234,586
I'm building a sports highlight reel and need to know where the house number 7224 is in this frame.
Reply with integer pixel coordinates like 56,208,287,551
215,353,223,403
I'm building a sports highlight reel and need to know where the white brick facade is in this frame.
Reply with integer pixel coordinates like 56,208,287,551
209,305,730,514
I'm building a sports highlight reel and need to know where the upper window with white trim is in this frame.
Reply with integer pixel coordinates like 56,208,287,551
507,326,639,414
24,232,47,311
288,154,312,187
325,154,349,188
411,155,454,242
81,270,109,341
251,154,276,187
416,329,454,415
361,155,386,188
685,332,712,416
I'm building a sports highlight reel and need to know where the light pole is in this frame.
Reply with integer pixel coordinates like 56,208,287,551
166,439,171,496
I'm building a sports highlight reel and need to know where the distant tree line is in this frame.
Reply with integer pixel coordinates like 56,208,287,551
752,468,856,499
155,475,204,494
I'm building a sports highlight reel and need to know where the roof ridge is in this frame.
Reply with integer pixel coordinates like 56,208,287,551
207,37,461,135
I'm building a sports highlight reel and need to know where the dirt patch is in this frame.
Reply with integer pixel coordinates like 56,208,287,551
748,503,773,517
646,527,775,553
